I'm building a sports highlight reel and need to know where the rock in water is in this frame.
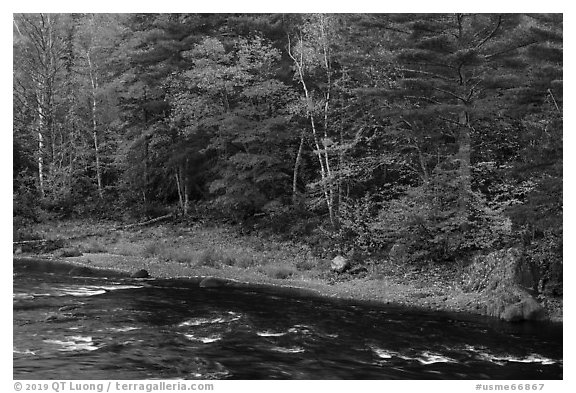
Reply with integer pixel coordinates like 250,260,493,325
68,266,93,277
130,269,150,278
331,255,350,274
502,298,546,322
199,277,228,288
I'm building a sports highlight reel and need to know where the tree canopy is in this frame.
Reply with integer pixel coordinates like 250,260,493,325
13,13,562,295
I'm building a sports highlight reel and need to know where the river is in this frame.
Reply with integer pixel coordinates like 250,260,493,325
13,258,562,379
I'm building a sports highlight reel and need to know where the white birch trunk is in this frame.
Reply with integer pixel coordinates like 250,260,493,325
292,131,305,205
37,94,45,198
288,34,334,224
87,51,104,199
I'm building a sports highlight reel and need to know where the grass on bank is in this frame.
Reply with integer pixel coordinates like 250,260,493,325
51,222,324,281
17,219,426,284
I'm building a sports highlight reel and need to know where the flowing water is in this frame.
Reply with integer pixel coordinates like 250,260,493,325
13,259,562,380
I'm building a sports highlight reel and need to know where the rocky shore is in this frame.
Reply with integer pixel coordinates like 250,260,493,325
13,219,562,323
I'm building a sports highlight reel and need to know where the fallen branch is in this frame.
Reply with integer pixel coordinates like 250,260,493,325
114,214,173,230
13,239,53,245
13,214,174,246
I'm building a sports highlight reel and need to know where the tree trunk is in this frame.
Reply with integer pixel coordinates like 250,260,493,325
175,169,184,213
287,34,334,225
36,89,45,198
87,51,104,199
309,113,334,224
37,128,45,198
292,131,305,205
183,159,190,216
457,110,472,218
320,19,335,220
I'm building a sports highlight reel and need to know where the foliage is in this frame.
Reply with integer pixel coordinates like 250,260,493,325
13,13,562,300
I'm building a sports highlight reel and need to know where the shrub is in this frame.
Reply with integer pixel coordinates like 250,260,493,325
263,264,296,279
221,255,237,266
337,174,513,264
295,258,316,271
141,241,165,258
197,248,221,268
236,255,257,268
163,248,194,264
81,241,107,253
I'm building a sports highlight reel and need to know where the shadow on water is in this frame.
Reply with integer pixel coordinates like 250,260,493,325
13,258,562,380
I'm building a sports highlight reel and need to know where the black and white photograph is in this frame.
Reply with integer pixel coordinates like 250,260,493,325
12,9,563,383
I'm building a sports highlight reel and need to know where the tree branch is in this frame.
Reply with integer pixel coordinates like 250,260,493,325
475,15,502,49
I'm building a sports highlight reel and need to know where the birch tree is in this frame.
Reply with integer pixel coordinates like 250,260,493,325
287,14,339,225
14,14,68,198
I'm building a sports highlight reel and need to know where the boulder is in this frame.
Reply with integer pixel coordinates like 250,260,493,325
130,269,150,278
331,255,350,274
68,266,94,277
501,297,546,322
461,247,546,322
55,248,83,258
199,277,228,288
389,243,408,263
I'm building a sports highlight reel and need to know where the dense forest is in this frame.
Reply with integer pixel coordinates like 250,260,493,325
13,14,562,300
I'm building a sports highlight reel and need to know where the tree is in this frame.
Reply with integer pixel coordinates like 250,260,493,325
169,35,297,218
360,14,552,260
287,14,341,224
111,14,223,211
72,14,124,199
14,14,69,199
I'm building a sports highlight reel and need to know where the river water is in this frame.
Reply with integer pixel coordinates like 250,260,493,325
13,259,562,380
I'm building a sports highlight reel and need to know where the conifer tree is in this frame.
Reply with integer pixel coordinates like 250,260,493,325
371,14,558,259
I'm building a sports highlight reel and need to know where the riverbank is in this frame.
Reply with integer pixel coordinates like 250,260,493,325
13,219,562,322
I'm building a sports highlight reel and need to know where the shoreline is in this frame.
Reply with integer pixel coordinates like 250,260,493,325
13,220,562,324
14,253,562,325
14,255,492,323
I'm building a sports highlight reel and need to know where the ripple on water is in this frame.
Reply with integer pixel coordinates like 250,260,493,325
370,346,396,359
178,312,241,327
256,330,287,337
13,293,35,300
13,348,36,356
108,326,140,333
179,318,223,327
58,286,107,297
183,333,222,343
478,352,558,365
369,345,456,364
28,284,145,298
414,351,457,364
461,345,559,366
100,285,144,291
43,336,99,352
269,346,305,354
287,324,313,335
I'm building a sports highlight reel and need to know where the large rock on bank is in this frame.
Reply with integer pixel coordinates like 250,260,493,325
130,269,150,278
461,248,545,322
331,255,350,274
55,248,83,258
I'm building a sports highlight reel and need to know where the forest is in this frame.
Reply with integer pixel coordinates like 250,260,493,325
13,14,562,309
